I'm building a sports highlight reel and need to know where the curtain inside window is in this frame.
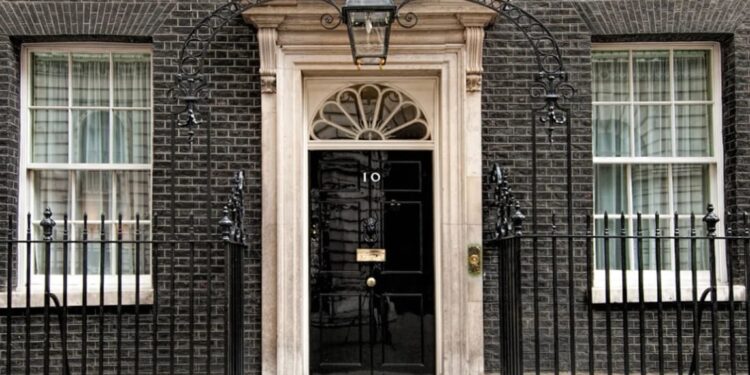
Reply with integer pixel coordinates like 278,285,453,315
113,53,151,108
32,53,67,106
592,51,629,102
675,50,710,101
29,51,152,276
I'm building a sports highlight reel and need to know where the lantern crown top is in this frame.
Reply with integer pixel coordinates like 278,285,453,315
344,0,396,7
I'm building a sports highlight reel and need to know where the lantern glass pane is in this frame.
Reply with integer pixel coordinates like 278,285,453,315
348,11,390,59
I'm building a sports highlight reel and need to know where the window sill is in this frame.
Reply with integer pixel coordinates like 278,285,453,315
591,285,746,304
0,288,153,308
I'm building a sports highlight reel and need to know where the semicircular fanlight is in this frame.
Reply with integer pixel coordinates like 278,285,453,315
310,84,431,141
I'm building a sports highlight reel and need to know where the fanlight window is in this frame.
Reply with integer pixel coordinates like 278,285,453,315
310,84,431,141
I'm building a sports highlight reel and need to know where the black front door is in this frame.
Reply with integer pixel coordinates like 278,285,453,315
309,151,435,375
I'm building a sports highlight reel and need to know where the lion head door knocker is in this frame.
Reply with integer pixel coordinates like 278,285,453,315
362,216,379,248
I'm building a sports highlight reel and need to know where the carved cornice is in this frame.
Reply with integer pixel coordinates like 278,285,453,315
245,1,496,93
247,15,285,94
258,27,278,94
464,26,485,92
458,14,492,93
244,1,495,46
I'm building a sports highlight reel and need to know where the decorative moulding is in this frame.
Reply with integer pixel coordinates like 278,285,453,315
458,14,491,92
251,14,285,94
242,1,496,374
244,0,496,93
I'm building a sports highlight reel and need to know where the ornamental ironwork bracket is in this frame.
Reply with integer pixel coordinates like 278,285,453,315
490,163,524,239
319,0,419,30
220,171,247,245
170,0,575,145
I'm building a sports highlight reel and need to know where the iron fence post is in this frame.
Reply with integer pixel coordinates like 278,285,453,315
40,208,55,375
220,206,244,375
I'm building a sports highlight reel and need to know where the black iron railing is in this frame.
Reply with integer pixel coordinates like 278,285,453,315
491,164,750,375
0,173,247,375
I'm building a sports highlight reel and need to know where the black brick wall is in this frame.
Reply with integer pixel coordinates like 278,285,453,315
482,1,593,371
1,0,750,373
482,0,750,373
0,0,262,373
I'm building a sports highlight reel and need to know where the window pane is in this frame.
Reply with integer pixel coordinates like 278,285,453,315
113,53,151,108
115,171,150,220
675,50,710,101
632,165,669,214
76,223,113,275
635,105,672,156
72,54,109,107
73,110,109,163
595,217,629,270
592,51,629,102
31,109,68,163
676,218,709,271
673,165,710,214
633,218,672,270
119,224,151,275
634,51,670,102
31,52,68,106
595,165,626,214
75,171,111,220
594,105,629,156
676,104,712,156
113,110,150,163
32,170,69,219
32,225,66,275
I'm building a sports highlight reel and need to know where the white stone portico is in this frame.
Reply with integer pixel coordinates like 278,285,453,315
244,1,496,373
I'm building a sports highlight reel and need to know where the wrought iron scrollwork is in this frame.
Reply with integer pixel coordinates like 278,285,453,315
319,0,419,30
395,0,418,29
468,0,575,139
531,70,576,141
170,0,272,143
470,0,564,74
171,0,575,143
320,0,343,29
491,164,524,239
220,171,247,244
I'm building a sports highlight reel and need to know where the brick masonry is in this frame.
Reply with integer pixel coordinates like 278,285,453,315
482,0,750,373
0,0,749,374
0,0,262,373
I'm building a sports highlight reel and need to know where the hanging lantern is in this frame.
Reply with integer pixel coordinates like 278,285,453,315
341,0,398,66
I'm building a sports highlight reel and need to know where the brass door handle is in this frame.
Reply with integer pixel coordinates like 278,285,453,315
366,277,377,288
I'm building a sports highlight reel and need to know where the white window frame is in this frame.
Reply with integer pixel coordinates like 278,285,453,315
590,42,739,303
16,43,153,302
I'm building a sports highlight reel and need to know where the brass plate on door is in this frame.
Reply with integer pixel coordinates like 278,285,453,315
357,248,386,262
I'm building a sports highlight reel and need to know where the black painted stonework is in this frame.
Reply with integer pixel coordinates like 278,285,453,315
0,0,749,373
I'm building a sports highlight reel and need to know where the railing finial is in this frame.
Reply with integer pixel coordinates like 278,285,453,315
40,208,56,240
703,204,720,237
219,206,233,242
